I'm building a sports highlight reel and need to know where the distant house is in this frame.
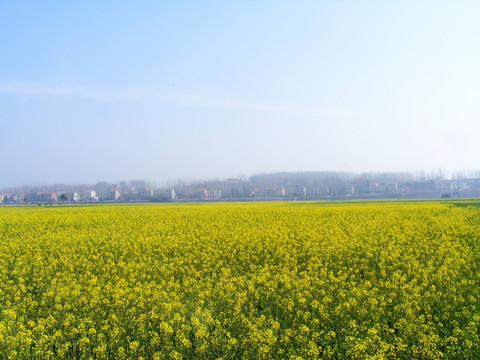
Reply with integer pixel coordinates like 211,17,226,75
292,186,307,198
346,184,355,196
197,189,222,200
60,192,80,202
451,182,469,192
377,183,398,193
253,187,285,198
206,190,222,199
138,188,154,198
82,190,98,202
29,192,57,204
152,189,175,201
369,183,398,194
385,183,398,192
108,189,121,201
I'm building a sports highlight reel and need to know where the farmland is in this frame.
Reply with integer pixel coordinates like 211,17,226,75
1,201,480,359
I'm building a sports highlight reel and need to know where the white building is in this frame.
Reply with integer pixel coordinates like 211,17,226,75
61,192,80,202
253,187,285,198
82,190,98,202
346,184,355,196
198,189,222,199
109,189,121,200
138,188,154,198
451,182,469,192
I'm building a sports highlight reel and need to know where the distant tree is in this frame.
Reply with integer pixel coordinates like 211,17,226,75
353,175,370,195
130,180,147,190
23,197,29,203
60,194,67,202
95,181,113,194
119,181,129,192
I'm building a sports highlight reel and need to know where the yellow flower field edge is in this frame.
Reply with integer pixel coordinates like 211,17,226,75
1,201,480,359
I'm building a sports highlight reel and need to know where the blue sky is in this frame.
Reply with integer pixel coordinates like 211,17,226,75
1,1,479,187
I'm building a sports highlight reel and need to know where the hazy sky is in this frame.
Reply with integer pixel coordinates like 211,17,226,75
1,1,479,187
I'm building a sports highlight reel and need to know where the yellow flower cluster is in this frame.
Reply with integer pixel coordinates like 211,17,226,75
0,201,479,359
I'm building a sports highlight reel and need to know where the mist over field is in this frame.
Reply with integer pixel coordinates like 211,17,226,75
1,2,480,188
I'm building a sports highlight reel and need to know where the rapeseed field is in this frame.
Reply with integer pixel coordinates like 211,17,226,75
1,201,480,359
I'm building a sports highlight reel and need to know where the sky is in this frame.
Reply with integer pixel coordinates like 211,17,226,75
1,1,479,187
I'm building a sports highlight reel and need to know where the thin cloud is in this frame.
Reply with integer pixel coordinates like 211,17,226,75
149,91,236,108
0,81,350,119
0,81,106,100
